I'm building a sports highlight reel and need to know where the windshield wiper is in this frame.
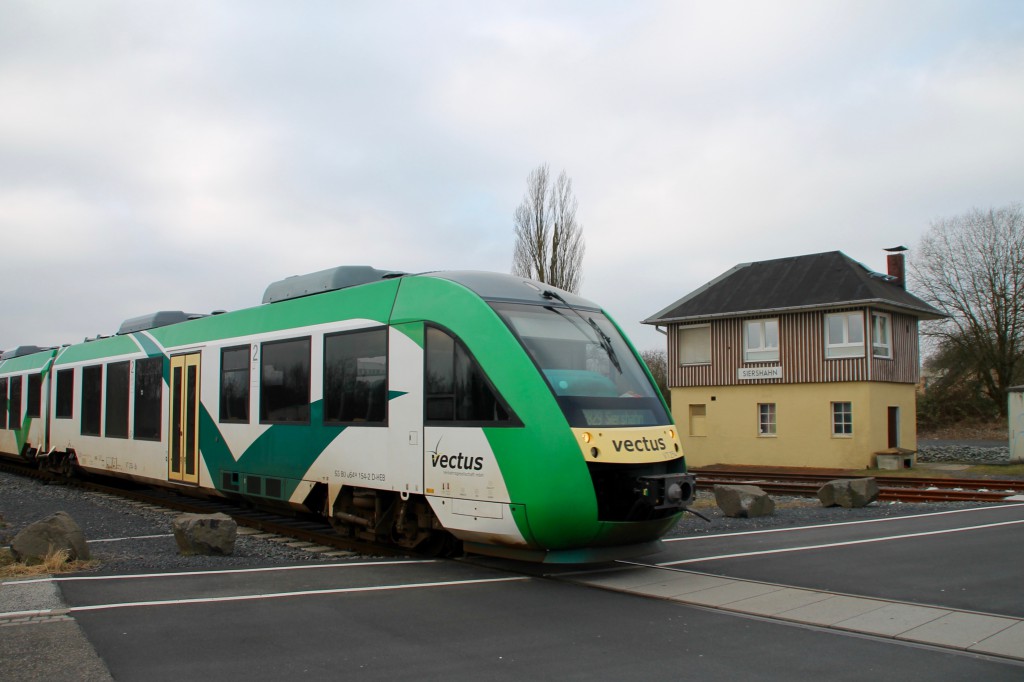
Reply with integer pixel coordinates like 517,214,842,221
543,290,622,374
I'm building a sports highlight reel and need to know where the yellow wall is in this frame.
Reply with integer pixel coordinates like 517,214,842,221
670,382,917,470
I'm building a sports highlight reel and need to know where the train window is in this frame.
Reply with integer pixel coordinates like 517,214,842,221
0,377,8,429
492,302,671,428
134,358,163,440
81,366,102,436
260,337,311,424
105,361,130,439
8,376,23,429
324,328,387,425
56,369,74,419
220,346,250,424
26,374,42,418
425,326,512,424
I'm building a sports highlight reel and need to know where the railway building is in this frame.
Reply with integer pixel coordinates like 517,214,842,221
643,249,943,469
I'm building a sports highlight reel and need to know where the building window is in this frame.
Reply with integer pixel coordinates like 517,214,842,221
872,312,892,358
56,369,74,419
832,401,853,436
81,365,103,436
825,312,865,358
758,403,776,436
134,358,163,441
26,374,42,419
688,404,707,436
260,337,311,424
324,328,388,425
220,346,251,424
105,361,130,439
745,319,779,362
425,326,512,424
678,324,711,365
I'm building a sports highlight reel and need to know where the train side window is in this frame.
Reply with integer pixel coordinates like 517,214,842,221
81,365,103,436
8,376,23,429
0,377,8,429
105,361,130,439
220,346,250,424
134,358,163,440
260,337,311,424
56,369,74,419
324,328,387,425
424,326,513,425
26,374,42,418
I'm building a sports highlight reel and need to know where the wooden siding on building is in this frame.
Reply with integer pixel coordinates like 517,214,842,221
668,308,920,388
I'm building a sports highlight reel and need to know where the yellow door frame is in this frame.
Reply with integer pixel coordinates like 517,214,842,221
169,353,201,484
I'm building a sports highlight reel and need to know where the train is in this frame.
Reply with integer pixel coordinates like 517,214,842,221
0,266,695,562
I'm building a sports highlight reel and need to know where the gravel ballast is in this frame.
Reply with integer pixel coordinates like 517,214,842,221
2,469,1014,576
0,472,349,576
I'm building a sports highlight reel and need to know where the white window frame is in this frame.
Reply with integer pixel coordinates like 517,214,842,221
825,311,865,359
744,318,780,362
678,324,711,366
757,403,776,436
831,401,853,436
872,312,892,359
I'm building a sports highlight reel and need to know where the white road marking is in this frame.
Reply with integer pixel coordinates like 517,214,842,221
657,519,1024,566
3,559,438,586
61,576,530,613
668,502,1024,542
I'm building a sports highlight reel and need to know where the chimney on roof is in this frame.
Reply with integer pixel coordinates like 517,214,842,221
884,246,907,289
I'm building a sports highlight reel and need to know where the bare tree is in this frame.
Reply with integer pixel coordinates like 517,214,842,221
640,349,670,406
909,202,1024,417
512,163,585,293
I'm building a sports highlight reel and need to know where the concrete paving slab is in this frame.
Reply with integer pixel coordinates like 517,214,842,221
777,595,887,626
675,580,781,607
970,621,1024,658
628,573,733,598
899,612,1018,649
833,603,951,636
575,567,678,589
722,587,835,616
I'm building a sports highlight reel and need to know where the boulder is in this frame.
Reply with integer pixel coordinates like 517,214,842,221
173,513,237,556
11,511,91,564
818,478,880,508
714,484,775,518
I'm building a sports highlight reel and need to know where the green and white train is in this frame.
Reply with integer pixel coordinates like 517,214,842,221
0,267,695,562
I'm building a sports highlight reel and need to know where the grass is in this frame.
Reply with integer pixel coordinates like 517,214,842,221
0,547,99,580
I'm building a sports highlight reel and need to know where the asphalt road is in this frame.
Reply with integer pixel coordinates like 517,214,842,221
41,503,1024,681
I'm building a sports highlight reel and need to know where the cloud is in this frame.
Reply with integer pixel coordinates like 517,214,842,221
1,1,1023,356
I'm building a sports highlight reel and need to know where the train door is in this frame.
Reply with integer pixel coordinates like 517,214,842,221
387,324,424,494
169,353,201,484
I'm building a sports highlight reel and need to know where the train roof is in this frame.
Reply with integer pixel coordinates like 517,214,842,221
0,345,55,361
118,311,210,335
424,271,600,309
262,266,406,304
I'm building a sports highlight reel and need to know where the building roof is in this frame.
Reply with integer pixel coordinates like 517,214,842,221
643,251,945,325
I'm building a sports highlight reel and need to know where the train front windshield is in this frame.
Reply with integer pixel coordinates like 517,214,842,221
492,302,671,428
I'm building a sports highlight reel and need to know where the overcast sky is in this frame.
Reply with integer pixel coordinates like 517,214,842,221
2,1,1023,354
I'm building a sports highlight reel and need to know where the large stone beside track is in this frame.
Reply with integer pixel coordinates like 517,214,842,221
817,478,879,508
714,484,775,518
11,511,91,564
172,513,238,556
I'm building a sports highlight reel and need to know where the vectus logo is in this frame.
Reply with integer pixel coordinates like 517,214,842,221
611,437,667,453
429,438,484,471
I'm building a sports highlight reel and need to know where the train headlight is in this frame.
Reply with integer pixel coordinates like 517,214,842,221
582,432,592,444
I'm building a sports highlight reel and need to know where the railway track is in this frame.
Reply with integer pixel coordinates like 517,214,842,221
693,467,1024,503
0,459,405,557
